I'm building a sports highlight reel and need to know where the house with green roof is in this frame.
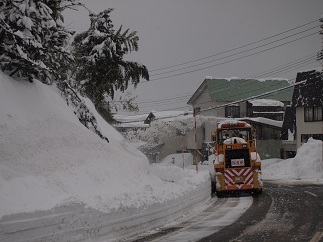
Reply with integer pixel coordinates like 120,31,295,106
187,77,293,159
187,77,293,120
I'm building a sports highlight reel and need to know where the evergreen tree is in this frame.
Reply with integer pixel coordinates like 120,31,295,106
0,0,110,142
318,17,323,62
72,9,149,122
0,0,78,83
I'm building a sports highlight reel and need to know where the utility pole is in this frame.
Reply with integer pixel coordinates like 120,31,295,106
193,108,199,173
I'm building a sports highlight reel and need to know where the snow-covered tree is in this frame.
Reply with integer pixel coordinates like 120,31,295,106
318,17,323,62
0,0,78,83
0,0,110,142
72,9,149,122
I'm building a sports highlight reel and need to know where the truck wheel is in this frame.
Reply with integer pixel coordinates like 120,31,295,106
216,191,225,197
211,180,216,194
252,188,262,196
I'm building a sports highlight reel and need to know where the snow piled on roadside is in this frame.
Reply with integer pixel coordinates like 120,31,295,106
0,71,209,219
158,153,195,168
262,138,323,183
150,164,209,192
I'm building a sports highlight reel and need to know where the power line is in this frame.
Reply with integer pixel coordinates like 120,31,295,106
135,93,192,105
251,59,317,79
135,60,316,114
149,19,319,72
134,53,316,106
150,26,318,77
127,21,322,113
245,54,316,79
189,59,317,108
132,20,321,112
118,79,312,121
129,19,321,114
197,79,310,115
142,31,318,83
132,54,318,113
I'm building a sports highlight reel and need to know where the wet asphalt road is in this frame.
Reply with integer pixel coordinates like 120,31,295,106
199,182,323,242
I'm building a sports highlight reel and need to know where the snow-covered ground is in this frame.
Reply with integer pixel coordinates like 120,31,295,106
0,71,209,219
262,138,323,184
0,70,323,240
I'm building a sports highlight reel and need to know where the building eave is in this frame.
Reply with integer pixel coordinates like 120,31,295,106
187,80,207,105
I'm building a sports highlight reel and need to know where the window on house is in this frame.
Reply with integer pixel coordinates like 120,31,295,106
225,106,240,118
314,107,322,121
304,107,323,122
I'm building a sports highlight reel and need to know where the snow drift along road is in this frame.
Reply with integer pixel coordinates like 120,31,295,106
0,71,210,219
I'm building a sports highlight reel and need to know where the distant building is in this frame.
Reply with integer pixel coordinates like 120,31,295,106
114,111,192,163
240,118,283,159
114,110,188,133
114,113,150,133
247,99,285,121
187,77,292,119
185,117,283,160
186,77,292,159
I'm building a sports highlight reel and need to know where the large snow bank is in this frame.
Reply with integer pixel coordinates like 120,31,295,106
263,138,323,182
0,71,209,219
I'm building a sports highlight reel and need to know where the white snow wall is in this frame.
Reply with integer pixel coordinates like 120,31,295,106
0,178,211,242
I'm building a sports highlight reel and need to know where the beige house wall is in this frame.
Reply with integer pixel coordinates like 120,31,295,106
295,107,323,148
193,89,217,116
186,126,204,150
159,135,185,161
204,120,218,142
216,103,226,117
192,88,248,118
240,102,247,117
185,119,219,149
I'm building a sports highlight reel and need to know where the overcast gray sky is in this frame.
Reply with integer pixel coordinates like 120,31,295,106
64,0,323,114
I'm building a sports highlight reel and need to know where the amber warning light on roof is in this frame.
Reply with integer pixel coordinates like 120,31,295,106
220,121,247,128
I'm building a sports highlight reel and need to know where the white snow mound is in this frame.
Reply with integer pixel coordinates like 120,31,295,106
0,71,209,218
263,138,323,181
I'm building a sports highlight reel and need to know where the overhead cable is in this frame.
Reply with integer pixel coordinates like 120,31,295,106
142,31,318,83
150,26,318,77
149,19,319,72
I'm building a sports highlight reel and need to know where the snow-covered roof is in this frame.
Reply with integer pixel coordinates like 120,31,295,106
281,69,322,141
216,117,282,129
249,99,284,107
151,110,192,120
292,70,323,107
115,122,149,128
239,117,283,128
114,113,149,123
115,110,193,128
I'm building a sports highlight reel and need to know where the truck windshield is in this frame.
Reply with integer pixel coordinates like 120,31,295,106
217,128,252,144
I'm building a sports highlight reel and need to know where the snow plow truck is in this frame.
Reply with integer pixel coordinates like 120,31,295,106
212,120,262,196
